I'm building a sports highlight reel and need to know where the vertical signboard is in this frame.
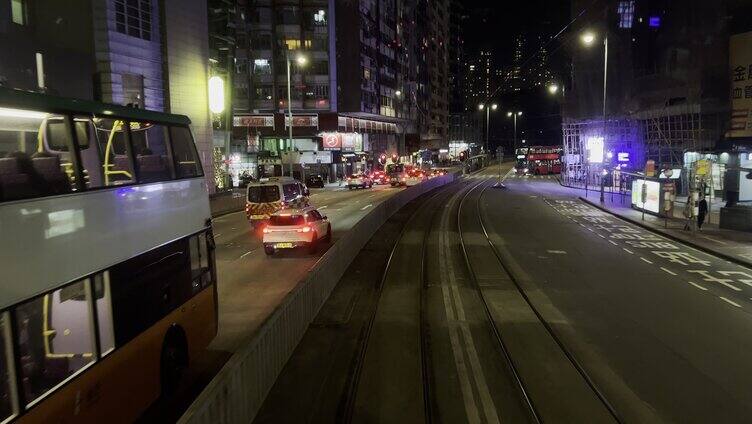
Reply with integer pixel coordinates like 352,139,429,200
729,31,752,138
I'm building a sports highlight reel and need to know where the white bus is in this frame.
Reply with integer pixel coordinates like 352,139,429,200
0,88,217,423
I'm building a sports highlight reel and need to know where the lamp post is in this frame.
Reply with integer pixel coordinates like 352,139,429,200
507,110,523,151
286,51,307,179
582,30,609,203
478,103,498,154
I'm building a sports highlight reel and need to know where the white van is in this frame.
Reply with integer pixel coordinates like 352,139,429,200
245,177,310,228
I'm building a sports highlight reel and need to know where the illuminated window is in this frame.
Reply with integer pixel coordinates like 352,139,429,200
11,0,27,25
115,0,152,41
617,1,635,29
283,39,301,50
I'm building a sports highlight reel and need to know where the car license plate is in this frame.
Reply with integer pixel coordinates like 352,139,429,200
250,214,267,220
275,242,293,249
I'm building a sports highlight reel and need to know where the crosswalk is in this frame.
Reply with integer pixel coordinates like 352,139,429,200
506,173,559,180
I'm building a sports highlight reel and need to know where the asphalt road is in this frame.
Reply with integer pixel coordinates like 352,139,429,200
483,173,752,422
253,167,752,424
211,182,400,352
139,182,404,422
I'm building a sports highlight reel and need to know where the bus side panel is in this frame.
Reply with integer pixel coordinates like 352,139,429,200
18,288,216,424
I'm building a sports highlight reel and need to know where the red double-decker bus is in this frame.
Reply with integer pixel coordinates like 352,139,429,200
525,146,562,175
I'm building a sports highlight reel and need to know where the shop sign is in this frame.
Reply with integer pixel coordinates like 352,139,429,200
233,115,274,127
285,115,319,128
729,31,752,138
322,132,342,150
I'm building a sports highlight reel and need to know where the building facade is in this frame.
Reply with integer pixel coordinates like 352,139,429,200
222,0,449,181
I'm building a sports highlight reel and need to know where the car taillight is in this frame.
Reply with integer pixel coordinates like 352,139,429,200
298,226,312,233
262,227,271,234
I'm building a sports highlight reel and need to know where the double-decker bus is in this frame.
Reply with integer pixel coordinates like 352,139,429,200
515,146,562,175
0,88,217,423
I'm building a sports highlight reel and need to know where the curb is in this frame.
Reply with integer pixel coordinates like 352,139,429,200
579,196,752,269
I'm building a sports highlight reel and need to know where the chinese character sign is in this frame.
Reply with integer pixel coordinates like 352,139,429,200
729,32,752,138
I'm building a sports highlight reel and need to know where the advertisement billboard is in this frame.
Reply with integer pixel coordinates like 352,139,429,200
631,179,661,213
728,31,752,138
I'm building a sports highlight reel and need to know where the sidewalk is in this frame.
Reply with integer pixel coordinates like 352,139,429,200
577,192,752,268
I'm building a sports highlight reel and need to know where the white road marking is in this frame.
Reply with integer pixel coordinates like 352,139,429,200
361,204,373,211
318,205,328,210
623,248,634,254
640,257,654,264
546,250,567,254
239,251,253,259
598,234,606,239
214,233,222,238
688,281,708,291
587,228,594,232
608,240,618,246
660,267,677,276
700,235,728,245
720,297,742,308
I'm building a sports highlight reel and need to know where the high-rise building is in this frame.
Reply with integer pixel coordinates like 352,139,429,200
224,0,448,181
0,0,215,191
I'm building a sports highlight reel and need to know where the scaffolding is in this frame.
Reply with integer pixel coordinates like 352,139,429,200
562,103,726,189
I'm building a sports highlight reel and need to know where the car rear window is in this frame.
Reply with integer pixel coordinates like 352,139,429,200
270,215,305,226
248,185,280,202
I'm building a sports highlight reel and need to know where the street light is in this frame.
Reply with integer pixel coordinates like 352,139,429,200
547,83,560,95
581,31,596,46
395,90,402,97
507,110,523,151
581,29,609,203
286,51,307,179
478,103,498,153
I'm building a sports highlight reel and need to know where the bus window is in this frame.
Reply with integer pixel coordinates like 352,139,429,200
94,118,135,186
94,274,115,356
73,117,104,189
0,108,75,202
0,313,17,421
130,122,172,183
169,126,202,178
13,279,96,405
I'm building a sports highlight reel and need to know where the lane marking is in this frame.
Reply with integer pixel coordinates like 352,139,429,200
239,251,253,259
660,267,677,276
214,233,222,238
597,234,606,239
546,250,567,254
608,240,618,246
318,205,328,210
640,257,654,264
623,248,634,254
700,235,728,245
361,204,373,211
720,297,742,308
688,281,708,291
587,228,594,232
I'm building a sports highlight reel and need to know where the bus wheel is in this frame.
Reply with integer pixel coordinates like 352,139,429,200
160,326,188,397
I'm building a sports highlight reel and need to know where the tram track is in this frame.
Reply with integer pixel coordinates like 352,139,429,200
336,166,622,424
455,177,624,423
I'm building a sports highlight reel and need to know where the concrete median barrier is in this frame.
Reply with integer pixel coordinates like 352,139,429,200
179,174,458,424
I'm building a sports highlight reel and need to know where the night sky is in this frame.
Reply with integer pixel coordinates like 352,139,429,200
462,0,572,67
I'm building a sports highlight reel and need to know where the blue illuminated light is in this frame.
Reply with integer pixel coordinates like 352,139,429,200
649,16,661,27
618,152,630,162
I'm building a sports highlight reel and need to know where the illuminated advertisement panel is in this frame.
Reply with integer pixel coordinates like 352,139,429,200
587,137,604,163
631,179,660,213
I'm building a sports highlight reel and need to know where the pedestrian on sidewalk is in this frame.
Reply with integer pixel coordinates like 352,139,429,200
683,200,692,231
698,197,708,230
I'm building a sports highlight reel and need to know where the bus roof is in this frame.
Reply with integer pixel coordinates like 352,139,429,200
0,87,191,126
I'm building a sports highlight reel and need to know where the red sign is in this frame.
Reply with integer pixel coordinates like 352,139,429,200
233,115,274,127
323,133,342,150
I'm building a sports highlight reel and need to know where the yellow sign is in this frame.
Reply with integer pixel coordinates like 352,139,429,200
695,159,711,176
728,31,752,138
